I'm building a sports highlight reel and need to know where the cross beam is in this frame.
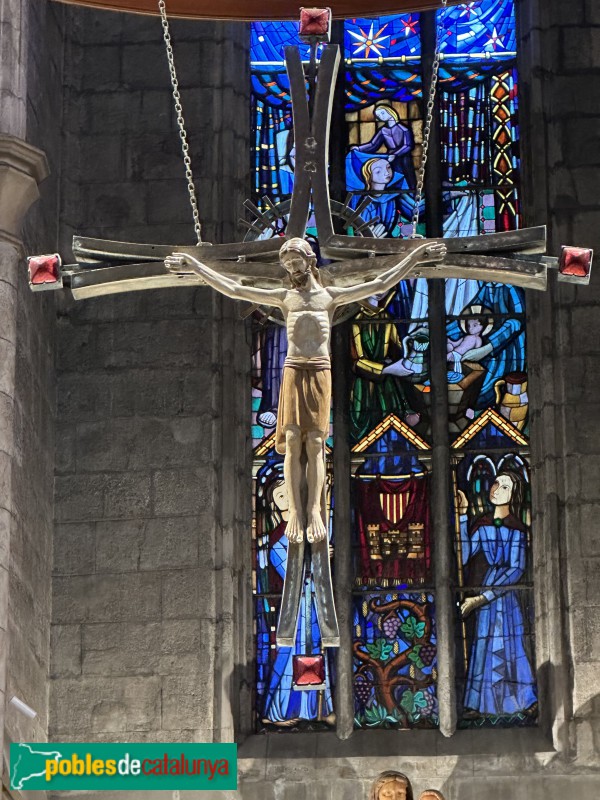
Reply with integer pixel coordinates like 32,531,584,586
30,44,588,299
27,39,592,652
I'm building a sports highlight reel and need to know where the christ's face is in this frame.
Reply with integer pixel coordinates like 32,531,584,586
281,250,312,283
490,474,514,506
370,158,393,186
377,778,408,800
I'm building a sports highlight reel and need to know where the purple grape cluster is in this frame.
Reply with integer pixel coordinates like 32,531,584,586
354,678,373,705
419,644,436,667
382,615,401,639
422,690,437,718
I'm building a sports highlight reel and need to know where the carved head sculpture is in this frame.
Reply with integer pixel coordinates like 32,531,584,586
418,791,446,800
279,238,318,286
369,771,414,800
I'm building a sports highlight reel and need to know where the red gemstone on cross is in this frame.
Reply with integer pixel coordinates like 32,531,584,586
292,654,326,687
27,254,61,285
559,246,593,279
299,7,331,41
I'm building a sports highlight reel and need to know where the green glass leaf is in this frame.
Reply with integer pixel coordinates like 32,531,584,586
380,642,393,661
366,641,383,660
400,690,417,714
408,650,424,669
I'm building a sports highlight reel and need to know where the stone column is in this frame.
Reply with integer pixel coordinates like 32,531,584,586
0,133,49,782
518,0,600,761
0,0,28,138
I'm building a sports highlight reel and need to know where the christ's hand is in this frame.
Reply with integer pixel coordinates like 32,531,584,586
165,253,194,274
416,242,446,263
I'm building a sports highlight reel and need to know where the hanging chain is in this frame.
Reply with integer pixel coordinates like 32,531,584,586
158,0,202,244
411,0,448,238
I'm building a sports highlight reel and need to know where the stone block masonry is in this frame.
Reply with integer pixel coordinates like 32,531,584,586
50,3,251,751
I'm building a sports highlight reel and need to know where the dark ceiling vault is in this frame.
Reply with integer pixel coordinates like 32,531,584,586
52,0,462,21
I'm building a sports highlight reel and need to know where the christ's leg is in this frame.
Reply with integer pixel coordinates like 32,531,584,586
283,426,305,543
305,431,327,543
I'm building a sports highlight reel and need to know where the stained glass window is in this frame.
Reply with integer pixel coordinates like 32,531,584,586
249,0,535,735
251,323,335,732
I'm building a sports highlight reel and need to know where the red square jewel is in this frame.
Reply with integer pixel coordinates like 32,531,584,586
559,246,593,284
292,654,326,688
27,253,62,285
299,7,331,42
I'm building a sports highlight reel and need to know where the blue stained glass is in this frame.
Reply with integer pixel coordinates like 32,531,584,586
255,598,335,729
438,0,516,60
345,67,421,109
251,21,304,65
344,14,421,61
453,452,536,724
253,453,336,730
251,72,291,107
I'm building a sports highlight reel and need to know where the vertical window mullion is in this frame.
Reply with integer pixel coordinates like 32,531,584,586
332,322,354,740
421,9,457,738
329,18,357,741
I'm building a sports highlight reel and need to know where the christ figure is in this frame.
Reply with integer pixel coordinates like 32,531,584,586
165,237,446,545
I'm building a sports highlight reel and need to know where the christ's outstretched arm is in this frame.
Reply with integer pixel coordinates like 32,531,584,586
165,253,287,307
328,242,446,307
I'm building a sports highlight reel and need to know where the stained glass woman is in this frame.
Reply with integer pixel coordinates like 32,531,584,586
351,104,417,189
457,471,537,716
258,472,334,726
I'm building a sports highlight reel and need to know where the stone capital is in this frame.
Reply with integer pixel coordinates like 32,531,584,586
0,134,49,252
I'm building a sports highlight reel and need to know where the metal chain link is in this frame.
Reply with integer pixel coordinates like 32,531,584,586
158,0,202,244
411,0,448,238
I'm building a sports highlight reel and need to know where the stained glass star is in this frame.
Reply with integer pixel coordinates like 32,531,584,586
348,22,390,58
487,26,504,51
401,15,418,36
460,3,479,20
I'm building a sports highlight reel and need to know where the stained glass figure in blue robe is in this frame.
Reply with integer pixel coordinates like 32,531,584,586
258,477,333,726
346,149,401,238
457,470,537,717
351,105,417,189
446,282,525,409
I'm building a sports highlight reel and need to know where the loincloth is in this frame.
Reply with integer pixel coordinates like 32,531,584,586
275,365,331,455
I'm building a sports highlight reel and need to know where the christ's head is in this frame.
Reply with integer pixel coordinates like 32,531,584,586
279,238,318,286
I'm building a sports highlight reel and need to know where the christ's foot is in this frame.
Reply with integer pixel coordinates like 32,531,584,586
285,511,305,543
306,510,327,543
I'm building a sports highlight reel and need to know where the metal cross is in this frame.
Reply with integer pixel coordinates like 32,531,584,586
28,43,592,650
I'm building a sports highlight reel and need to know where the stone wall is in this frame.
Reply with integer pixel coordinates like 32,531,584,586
517,0,600,771
0,0,62,778
50,5,251,751
10,1,600,799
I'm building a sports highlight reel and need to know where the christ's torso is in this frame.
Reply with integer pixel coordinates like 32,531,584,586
282,286,334,367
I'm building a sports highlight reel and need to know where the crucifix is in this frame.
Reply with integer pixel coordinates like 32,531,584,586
27,4,593,653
